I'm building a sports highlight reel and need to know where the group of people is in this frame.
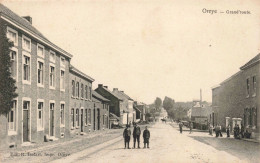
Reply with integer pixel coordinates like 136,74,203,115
123,123,150,149
178,121,193,134
208,123,250,139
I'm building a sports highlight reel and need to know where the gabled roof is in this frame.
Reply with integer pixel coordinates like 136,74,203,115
109,112,120,121
0,4,73,58
113,91,133,101
133,105,141,113
70,65,94,82
191,107,208,117
96,86,123,101
240,53,260,70
92,90,109,102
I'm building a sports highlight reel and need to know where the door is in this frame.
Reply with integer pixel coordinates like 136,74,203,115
23,109,29,142
81,109,84,132
93,109,96,130
50,103,54,136
97,109,100,130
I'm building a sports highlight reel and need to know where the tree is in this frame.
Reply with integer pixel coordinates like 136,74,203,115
0,20,17,115
154,97,162,110
163,96,175,111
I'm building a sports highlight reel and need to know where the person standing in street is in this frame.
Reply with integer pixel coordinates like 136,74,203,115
123,125,131,149
189,122,193,134
226,124,230,137
240,124,245,138
143,126,150,148
179,121,183,134
219,124,223,137
133,123,141,148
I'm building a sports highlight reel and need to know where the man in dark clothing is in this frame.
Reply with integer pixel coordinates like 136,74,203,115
133,123,141,148
123,125,131,149
179,121,183,134
143,126,150,148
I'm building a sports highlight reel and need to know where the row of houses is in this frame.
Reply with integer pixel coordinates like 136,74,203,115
0,4,148,149
211,54,259,140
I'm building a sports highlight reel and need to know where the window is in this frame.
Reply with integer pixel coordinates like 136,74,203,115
10,49,17,79
49,65,55,88
37,101,44,130
76,82,79,98
72,80,75,97
37,60,44,87
60,70,65,91
23,54,31,83
7,27,18,46
88,109,91,124
253,76,256,96
60,57,65,67
246,78,250,97
60,103,65,126
76,109,79,127
85,86,88,99
85,109,87,125
71,108,75,128
37,44,44,58
89,86,92,100
50,51,55,63
81,84,84,98
8,100,17,131
22,35,31,52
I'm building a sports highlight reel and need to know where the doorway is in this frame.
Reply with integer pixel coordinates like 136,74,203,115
23,101,30,142
97,109,100,130
50,103,55,137
81,109,84,132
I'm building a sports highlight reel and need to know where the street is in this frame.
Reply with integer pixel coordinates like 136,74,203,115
53,122,260,163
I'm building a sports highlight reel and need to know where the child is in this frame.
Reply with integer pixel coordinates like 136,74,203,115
143,126,150,148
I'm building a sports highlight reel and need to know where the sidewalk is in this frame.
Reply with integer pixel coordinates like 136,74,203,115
0,129,123,163
169,122,260,143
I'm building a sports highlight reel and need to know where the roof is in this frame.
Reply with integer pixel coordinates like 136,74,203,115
109,113,120,121
92,91,109,102
96,86,123,101
0,4,73,58
70,65,94,82
112,91,133,101
133,105,141,113
191,107,208,117
240,53,260,70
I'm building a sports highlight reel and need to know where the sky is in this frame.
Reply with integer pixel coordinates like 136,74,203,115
2,0,260,104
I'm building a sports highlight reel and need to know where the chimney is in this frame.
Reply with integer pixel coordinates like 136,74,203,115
98,84,103,88
113,88,118,91
200,89,202,107
104,86,108,88
23,16,32,24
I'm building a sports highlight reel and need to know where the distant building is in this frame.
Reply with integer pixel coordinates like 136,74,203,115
212,54,259,140
135,101,147,121
95,85,124,124
112,89,135,124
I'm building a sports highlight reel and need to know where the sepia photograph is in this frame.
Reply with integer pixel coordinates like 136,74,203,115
0,0,259,162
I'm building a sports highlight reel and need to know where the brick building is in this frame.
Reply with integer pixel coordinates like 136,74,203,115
212,54,259,140
69,66,94,135
0,4,72,148
92,90,110,130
